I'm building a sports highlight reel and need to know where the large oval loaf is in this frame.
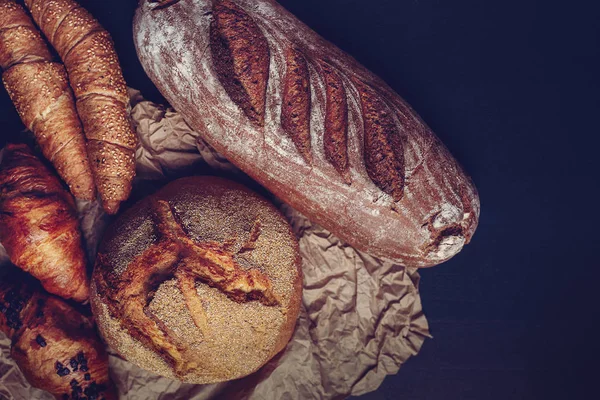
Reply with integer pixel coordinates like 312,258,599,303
134,0,480,267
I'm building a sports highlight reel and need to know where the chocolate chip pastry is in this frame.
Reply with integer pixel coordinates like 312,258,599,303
0,268,117,400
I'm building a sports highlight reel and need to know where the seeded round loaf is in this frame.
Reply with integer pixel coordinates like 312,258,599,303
90,176,302,384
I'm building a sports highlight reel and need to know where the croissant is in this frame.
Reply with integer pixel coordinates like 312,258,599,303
24,0,138,214
0,143,89,302
0,0,95,200
0,268,117,400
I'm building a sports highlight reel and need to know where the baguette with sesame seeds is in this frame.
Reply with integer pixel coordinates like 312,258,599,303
24,0,138,214
0,0,95,200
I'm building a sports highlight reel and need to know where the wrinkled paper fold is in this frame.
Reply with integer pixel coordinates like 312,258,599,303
0,89,429,399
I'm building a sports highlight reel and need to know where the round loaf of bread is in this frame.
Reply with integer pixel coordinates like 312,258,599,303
90,176,302,384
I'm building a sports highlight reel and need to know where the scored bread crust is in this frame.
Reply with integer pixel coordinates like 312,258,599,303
91,176,303,384
134,0,481,267
0,144,90,303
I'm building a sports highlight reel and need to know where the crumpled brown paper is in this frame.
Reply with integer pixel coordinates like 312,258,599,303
0,89,430,400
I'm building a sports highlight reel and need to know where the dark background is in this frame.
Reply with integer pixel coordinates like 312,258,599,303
1,0,599,399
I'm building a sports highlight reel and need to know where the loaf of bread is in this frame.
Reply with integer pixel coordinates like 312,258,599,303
133,0,480,267
91,176,302,384
0,0,95,200
0,267,117,400
24,0,138,214
0,143,89,302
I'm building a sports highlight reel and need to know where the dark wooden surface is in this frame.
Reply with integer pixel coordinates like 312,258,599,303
1,1,599,399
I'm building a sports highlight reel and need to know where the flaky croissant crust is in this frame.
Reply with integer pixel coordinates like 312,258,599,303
0,143,89,302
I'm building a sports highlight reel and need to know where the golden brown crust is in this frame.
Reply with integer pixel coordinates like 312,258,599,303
0,0,33,30
77,94,137,210
91,176,302,384
2,62,95,200
0,270,117,400
0,144,90,302
2,62,66,130
25,0,137,214
24,0,79,44
0,25,51,69
76,94,137,149
32,93,96,200
0,0,95,200
281,47,312,163
86,139,136,214
52,6,102,60
63,30,129,103
210,0,270,126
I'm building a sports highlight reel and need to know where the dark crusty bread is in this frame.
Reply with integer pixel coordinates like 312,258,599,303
134,0,480,267
91,176,302,384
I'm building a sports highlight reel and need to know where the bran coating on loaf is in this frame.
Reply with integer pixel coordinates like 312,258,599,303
91,176,302,384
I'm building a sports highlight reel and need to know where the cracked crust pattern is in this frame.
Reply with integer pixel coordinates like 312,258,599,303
91,176,302,383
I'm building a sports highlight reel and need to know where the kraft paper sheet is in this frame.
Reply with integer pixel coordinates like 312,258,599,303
0,89,429,399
